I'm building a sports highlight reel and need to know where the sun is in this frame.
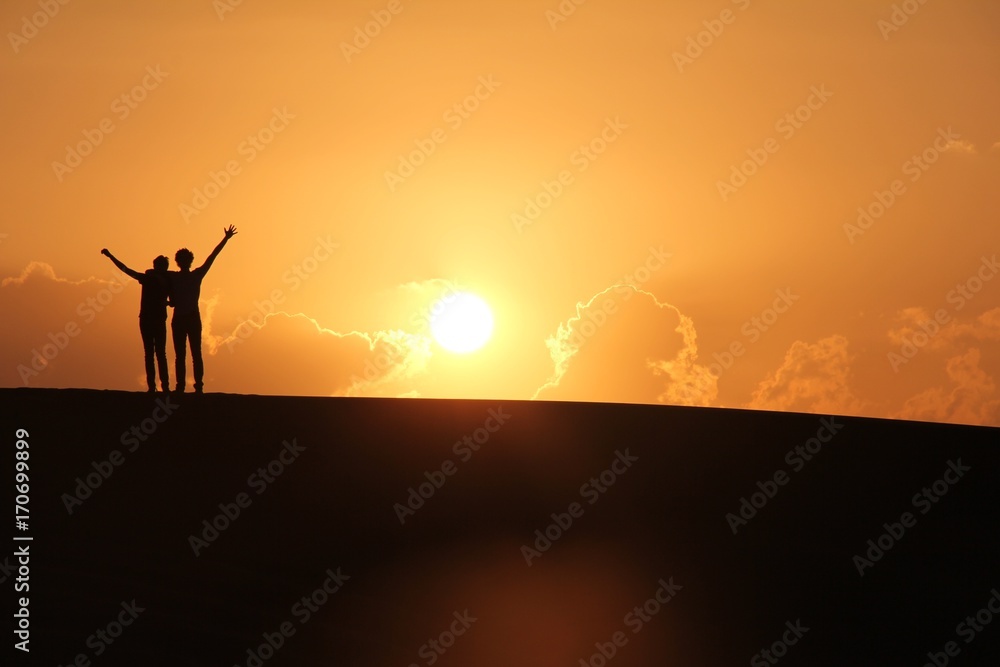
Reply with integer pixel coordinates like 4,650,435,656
429,291,494,354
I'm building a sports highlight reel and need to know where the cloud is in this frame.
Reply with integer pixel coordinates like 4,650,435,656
533,285,717,406
991,141,1000,153
204,311,433,397
895,348,1000,426
942,139,977,155
747,335,867,416
886,306,1000,353
1,261,90,287
0,263,445,395
0,263,139,388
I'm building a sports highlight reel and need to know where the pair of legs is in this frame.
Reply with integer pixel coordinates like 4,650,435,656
171,311,204,393
139,316,169,392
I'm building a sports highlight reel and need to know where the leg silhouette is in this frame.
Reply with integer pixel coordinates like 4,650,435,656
139,319,157,392
189,314,204,393
153,318,170,392
172,317,187,392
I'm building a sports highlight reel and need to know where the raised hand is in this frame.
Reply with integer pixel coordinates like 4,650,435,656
101,248,110,256
223,225,238,240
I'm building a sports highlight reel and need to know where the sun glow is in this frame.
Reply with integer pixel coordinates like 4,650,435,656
429,292,494,354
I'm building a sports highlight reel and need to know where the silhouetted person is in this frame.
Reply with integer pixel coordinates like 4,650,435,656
101,249,172,393
170,225,237,393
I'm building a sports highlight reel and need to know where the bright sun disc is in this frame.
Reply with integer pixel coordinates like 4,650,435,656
430,292,494,354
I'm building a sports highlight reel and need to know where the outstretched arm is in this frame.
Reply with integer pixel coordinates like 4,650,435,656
197,225,237,275
101,249,143,281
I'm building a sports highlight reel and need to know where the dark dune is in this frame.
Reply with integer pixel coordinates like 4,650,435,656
3,389,999,666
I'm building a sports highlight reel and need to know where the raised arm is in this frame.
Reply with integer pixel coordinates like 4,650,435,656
196,225,237,275
101,249,143,281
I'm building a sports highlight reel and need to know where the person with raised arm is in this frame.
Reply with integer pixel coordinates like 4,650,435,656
100,249,172,393
169,225,237,394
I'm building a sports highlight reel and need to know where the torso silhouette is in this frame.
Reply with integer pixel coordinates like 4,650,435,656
138,270,169,319
169,267,209,315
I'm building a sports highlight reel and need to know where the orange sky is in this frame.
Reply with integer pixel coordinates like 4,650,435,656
1,0,998,426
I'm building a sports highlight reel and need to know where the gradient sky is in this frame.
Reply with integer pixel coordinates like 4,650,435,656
1,0,998,426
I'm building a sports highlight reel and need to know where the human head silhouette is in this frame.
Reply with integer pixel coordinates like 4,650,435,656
152,255,169,271
175,248,194,270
